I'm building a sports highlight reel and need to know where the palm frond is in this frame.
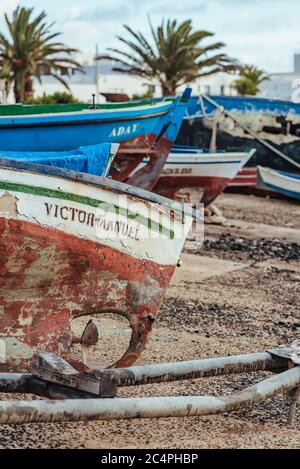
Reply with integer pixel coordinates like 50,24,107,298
102,17,236,95
0,6,83,102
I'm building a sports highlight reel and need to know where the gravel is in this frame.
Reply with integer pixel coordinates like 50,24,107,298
0,194,299,449
200,234,300,262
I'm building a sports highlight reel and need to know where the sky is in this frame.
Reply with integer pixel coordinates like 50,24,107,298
0,0,299,73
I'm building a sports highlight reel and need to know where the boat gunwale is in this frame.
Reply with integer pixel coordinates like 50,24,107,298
0,107,172,129
166,151,254,165
258,165,300,182
0,98,173,117
0,158,201,220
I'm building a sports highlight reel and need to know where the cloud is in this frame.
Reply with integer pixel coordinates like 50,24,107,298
0,0,18,15
1,0,298,74
71,4,131,22
149,1,207,15
210,0,300,3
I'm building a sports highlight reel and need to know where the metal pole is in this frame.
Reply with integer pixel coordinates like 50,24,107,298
0,353,286,395
287,386,300,426
0,366,299,424
202,94,300,170
95,44,99,105
112,352,286,387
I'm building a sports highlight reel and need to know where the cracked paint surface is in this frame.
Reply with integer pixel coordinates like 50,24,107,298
0,192,18,217
0,217,174,372
0,166,192,372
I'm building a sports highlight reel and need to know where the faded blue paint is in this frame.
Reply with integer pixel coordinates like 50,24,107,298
0,101,171,152
0,143,113,177
187,95,300,118
0,91,191,152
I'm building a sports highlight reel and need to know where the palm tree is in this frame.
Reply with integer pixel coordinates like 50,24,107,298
0,7,83,103
234,64,269,96
0,61,12,101
99,18,238,96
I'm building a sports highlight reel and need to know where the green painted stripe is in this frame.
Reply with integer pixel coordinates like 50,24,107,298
0,99,173,116
0,180,174,238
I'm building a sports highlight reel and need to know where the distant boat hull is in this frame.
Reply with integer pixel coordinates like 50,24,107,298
136,147,255,206
257,165,300,201
227,167,258,190
178,95,300,173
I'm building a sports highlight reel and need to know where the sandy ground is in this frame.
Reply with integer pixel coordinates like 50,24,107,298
0,193,300,449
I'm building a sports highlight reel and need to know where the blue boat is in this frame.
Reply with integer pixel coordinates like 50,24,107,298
0,98,176,152
186,95,300,118
0,90,192,190
177,95,300,173
0,143,118,178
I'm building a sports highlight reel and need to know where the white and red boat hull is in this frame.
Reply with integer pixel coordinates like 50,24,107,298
0,161,194,372
144,149,255,206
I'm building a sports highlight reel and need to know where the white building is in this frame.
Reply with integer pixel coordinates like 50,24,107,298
0,55,238,104
259,54,300,102
33,61,239,102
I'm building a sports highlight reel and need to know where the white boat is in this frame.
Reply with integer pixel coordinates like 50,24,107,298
136,147,255,205
257,165,300,201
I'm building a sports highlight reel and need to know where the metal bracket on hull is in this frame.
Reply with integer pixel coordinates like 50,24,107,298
32,353,117,397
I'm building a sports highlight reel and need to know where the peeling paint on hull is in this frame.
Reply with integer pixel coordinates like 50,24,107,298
0,218,174,372
0,166,192,372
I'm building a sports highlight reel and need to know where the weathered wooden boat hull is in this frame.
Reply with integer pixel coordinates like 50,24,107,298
257,166,300,201
187,95,300,121
178,95,300,172
137,148,255,206
0,161,194,372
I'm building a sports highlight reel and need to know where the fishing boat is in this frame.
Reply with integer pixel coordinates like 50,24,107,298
257,165,300,201
178,95,300,173
0,90,191,191
135,145,255,206
0,157,197,373
0,99,174,152
0,143,118,178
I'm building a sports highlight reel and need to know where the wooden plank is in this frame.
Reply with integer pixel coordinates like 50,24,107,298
32,353,116,397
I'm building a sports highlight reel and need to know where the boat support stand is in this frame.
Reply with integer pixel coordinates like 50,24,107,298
0,347,299,425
